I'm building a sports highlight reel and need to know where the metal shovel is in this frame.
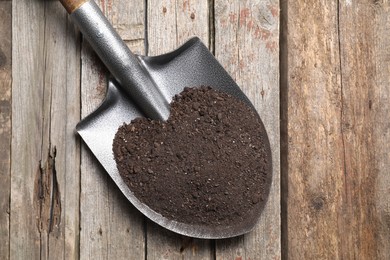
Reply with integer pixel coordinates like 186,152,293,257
60,0,272,239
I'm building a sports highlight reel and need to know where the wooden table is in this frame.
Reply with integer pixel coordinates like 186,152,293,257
0,0,389,259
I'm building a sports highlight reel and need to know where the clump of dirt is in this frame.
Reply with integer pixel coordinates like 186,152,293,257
113,86,271,226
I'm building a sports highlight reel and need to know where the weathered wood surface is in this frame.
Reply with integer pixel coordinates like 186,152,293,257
11,0,80,259
282,0,390,259
6,0,390,259
214,0,280,259
0,2,11,260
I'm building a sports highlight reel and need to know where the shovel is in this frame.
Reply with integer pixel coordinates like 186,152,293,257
60,0,272,239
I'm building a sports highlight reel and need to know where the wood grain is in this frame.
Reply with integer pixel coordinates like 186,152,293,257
214,0,280,259
284,0,390,258
79,1,145,259
338,1,390,258
0,2,11,260
11,0,49,258
11,0,81,259
7,0,390,258
283,1,349,258
146,1,213,259
56,5,82,260
147,0,209,54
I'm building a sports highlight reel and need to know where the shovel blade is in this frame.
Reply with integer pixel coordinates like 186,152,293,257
77,37,272,239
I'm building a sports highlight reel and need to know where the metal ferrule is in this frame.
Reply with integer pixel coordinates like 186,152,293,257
71,0,170,120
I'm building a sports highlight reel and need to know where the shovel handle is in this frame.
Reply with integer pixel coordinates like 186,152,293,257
60,0,89,13
59,0,170,120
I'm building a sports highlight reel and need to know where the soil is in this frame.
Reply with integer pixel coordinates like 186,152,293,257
113,86,271,226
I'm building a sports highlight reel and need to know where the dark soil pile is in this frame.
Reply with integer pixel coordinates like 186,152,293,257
113,86,271,226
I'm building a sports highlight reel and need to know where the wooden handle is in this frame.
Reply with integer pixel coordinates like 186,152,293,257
60,0,89,14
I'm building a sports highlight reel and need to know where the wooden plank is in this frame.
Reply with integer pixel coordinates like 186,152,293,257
47,3,82,259
283,1,346,258
0,2,11,260
11,0,81,259
145,1,213,259
41,2,81,259
79,1,145,259
371,3,390,256
11,0,47,258
147,0,209,53
338,1,390,258
214,0,280,259
146,222,214,260
284,0,390,258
